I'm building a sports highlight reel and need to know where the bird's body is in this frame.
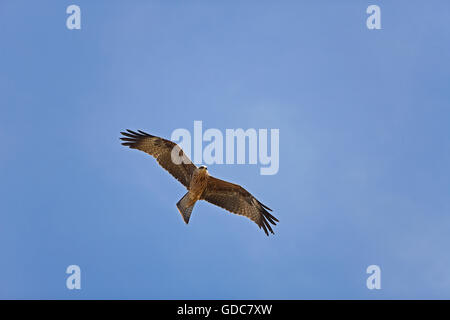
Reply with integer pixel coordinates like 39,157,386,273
176,167,209,223
189,167,209,202
120,129,278,235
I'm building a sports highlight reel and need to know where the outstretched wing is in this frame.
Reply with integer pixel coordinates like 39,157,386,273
120,129,197,188
201,176,278,236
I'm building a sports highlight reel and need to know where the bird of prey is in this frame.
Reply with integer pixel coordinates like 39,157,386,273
120,129,278,235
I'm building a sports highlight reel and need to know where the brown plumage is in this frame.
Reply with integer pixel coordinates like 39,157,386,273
120,129,278,235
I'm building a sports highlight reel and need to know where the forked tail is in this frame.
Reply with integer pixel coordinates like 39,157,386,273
176,192,195,224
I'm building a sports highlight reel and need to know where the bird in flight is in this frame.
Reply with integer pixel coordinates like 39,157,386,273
120,129,278,235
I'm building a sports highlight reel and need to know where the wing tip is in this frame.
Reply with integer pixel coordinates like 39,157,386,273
258,202,278,236
120,129,153,138
120,129,154,148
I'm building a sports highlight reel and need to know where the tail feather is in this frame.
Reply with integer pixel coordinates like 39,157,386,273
176,192,195,224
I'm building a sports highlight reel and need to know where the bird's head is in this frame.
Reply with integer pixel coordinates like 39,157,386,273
199,165,208,171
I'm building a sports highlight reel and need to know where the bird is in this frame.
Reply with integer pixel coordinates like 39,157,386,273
120,129,279,235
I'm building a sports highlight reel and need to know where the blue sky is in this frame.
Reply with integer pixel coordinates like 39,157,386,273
1,1,450,299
